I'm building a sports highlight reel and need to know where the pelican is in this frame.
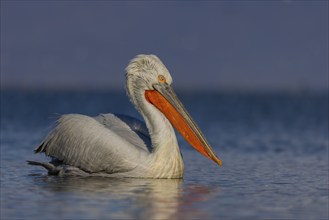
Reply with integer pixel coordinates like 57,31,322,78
28,54,222,178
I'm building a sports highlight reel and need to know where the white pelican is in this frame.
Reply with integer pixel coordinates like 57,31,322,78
28,54,222,178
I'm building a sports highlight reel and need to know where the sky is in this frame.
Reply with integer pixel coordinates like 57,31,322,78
1,1,328,92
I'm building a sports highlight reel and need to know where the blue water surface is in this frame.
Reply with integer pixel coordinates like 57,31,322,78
1,89,328,219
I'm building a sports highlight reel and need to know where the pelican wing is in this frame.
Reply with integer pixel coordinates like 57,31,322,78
35,113,150,174
94,113,151,152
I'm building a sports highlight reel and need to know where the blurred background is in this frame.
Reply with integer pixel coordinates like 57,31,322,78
1,0,328,92
1,2,328,220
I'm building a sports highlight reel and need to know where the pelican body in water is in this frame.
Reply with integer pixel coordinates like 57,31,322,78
28,55,222,178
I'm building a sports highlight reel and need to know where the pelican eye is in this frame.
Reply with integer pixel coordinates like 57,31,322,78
158,75,166,84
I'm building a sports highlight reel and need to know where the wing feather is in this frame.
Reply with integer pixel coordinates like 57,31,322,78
93,113,151,152
36,114,150,173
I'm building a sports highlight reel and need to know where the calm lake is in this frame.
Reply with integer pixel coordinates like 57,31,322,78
1,90,328,219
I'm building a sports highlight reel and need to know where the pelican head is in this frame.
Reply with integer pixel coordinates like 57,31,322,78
125,54,222,166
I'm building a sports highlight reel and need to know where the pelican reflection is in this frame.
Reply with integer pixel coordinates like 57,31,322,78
32,176,215,219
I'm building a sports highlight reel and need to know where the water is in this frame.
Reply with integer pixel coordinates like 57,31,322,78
1,89,328,219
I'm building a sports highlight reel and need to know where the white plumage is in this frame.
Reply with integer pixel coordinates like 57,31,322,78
28,54,221,178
